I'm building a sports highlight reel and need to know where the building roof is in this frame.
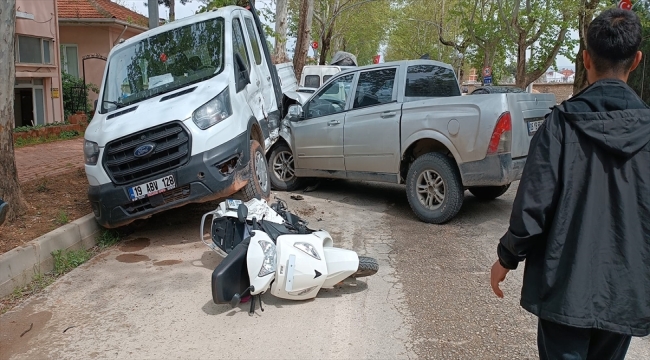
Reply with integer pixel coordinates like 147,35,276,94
57,0,149,28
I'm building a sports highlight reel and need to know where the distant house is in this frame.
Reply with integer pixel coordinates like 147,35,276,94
14,0,65,127
57,0,149,110
545,71,566,83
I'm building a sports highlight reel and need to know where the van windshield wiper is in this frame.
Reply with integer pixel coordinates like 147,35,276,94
102,100,127,109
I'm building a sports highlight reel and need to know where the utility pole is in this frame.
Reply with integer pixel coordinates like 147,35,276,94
148,0,159,29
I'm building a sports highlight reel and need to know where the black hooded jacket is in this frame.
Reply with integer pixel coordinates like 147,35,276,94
497,79,650,336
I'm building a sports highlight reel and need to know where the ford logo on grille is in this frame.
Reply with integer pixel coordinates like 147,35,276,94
134,143,156,158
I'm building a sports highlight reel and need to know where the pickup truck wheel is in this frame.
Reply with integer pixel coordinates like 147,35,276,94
238,140,271,201
269,143,303,191
468,184,511,201
406,153,464,224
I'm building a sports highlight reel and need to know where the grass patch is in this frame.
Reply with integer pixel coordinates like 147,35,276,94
1,230,122,314
36,179,49,193
1,272,56,315
55,210,70,225
52,249,92,276
14,130,83,148
97,229,121,249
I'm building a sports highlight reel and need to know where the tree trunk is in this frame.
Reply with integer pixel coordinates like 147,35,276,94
0,0,28,221
515,34,527,89
293,0,314,81
319,26,334,65
574,0,598,94
169,0,175,22
273,0,289,63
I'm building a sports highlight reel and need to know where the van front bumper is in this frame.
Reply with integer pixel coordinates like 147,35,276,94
88,132,250,228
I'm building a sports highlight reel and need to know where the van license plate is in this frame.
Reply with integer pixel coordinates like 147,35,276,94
527,119,544,135
128,175,176,201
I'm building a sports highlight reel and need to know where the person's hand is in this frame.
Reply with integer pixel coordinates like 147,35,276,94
490,260,510,298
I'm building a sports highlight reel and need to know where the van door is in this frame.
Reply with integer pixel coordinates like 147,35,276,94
242,15,275,116
232,14,264,122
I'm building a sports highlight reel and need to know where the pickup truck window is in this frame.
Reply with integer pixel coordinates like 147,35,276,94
232,18,250,71
353,68,397,109
405,65,460,98
100,17,225,113
305,74,354,119
243,18,262,65
304,75,320,88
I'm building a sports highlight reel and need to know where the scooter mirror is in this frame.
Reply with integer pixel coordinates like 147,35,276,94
237,205,248,223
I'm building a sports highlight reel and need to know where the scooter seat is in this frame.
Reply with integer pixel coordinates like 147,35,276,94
211,237,250,304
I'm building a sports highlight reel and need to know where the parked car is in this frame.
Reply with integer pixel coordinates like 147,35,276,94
266,60,556,224
84,3,298,228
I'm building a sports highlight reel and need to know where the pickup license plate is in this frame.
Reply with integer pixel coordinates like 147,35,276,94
128,174,176,201
527,119,544,135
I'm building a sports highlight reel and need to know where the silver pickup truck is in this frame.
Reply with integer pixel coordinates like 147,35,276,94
268,60,555,224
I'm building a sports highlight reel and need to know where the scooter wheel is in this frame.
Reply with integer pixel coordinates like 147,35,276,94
351,256,378,278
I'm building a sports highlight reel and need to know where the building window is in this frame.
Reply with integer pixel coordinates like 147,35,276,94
16,36,52,64
60,44,79,78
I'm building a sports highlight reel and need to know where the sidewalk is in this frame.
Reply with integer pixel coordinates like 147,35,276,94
15,138,85,183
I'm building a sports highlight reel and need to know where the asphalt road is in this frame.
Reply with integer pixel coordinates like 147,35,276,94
1,180,648,359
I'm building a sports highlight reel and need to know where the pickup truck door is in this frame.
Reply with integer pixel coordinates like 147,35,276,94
291,73,355,174
232,15,264,122
343,67,401,175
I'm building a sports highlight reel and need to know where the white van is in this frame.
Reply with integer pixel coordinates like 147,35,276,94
84,4,297,228
299,65,355,89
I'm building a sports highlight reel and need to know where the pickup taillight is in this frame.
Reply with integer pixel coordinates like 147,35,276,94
487,112,512,155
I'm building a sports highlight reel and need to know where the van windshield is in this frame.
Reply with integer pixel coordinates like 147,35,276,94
100,17,225,113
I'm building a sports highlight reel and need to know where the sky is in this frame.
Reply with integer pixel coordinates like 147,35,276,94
118,0,577,68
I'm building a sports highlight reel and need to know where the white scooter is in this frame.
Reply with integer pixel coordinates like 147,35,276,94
200,198,378,315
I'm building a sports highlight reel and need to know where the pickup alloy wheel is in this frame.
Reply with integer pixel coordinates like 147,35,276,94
268,143,303,191
406,152,464,224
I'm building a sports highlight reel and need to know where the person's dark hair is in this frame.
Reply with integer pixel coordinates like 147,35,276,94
587,8,642,74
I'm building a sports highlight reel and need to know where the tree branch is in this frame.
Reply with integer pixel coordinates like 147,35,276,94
526,25,569,84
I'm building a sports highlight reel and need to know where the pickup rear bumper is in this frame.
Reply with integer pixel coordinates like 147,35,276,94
88,132,250,228
458,154,526,187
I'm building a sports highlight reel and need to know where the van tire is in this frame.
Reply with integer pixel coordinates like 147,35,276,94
268,143,303,191
237,140,271,201
405,153,464,224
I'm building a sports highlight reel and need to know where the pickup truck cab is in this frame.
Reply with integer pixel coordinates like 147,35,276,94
84,3,296,228
267,60,555,223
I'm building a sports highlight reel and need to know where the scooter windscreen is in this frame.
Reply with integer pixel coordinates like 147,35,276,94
211,238,251,304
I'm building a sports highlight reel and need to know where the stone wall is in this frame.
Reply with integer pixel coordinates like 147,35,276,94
465,83,574,103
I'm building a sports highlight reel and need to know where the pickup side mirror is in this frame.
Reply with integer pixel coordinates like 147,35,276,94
235,53,250,93
287,104,303,121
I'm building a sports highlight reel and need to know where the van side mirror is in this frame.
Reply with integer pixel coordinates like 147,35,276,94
235,53,250,93
287,104,303,121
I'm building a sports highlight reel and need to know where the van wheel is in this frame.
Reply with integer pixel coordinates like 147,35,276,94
269,143,303,191
468,184,511,201
238,140,271,201
405,153,464,224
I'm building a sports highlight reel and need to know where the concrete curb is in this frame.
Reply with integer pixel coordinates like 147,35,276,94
0,213,101,298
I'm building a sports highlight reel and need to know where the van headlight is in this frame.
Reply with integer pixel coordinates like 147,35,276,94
258,240,277,277
84,140,99,165
192,87,232,130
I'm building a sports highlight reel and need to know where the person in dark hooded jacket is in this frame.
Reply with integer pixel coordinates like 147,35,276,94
490,8,650,359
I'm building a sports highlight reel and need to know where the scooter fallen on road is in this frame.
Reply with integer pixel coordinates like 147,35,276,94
200,198,378,315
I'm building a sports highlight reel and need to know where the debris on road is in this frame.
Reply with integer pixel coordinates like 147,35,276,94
290,195,304,200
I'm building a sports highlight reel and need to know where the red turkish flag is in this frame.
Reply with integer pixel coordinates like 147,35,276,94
373,55,381,64
618,0,633,10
